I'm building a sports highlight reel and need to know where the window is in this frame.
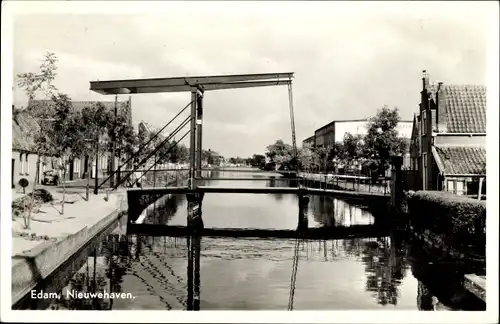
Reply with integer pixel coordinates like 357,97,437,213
422,112,427,135
422,153,427,189
25,154,29,175
456,181,464,196
447,180,455,193
74,158,80,174
20,153,24,175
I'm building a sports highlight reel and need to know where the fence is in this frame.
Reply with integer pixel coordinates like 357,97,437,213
299,173,391,195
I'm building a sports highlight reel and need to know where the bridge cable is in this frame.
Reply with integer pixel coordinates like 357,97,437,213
131,128,191,187
117,116,192,189
98,100,193,191
287,79,300,187
288,238,301,311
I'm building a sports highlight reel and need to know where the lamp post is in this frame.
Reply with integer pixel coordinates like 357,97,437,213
83,138,95,200
94,135,99,195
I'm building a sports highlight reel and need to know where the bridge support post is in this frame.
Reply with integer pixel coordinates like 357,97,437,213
390,155,404,214
195,90,204,179
189,88,198,190
297,191,310,233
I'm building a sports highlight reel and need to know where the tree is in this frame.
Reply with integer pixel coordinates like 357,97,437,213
167,141,189,164
364,106,408,175
16,52,60,227
202,149,218,165
265,139,296,170
50,93,79,214
251,154,266,169
17,51,58,102
312,146,329,172
112,110,136,168
340,133,364,170
74,102,113,190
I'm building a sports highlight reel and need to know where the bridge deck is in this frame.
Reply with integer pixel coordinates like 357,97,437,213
128,186,389,198
127,224,390,240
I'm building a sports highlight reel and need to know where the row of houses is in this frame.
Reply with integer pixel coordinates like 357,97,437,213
409,71,486,197
11,98,132,190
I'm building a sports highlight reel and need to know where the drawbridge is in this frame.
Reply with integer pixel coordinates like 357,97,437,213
89,73,391,310
89,72,389,233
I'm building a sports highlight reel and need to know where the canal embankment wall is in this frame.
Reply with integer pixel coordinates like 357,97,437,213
11,191,128,306
404,190,486,302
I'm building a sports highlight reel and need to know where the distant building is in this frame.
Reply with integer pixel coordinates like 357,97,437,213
314,121,335,148
302,135,315,148
409,71,486,197
313,119,412,149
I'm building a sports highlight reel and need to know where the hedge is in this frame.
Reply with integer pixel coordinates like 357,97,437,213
407,191,486,250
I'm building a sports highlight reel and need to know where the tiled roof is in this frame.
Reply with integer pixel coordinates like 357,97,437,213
428,84,487,133
12,109,40,152
443,85,486,133
433,146,486,176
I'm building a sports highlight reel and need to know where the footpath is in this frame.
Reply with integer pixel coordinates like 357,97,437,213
11,183,127,306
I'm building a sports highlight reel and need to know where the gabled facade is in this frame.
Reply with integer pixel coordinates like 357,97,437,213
410,71,486,198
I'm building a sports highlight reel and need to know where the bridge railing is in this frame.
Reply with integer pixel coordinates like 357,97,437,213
117,168,189,188
298,172,391,195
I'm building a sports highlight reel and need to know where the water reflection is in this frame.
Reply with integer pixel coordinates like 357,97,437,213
308,195,375,228
20,170,486,311
144,194,186,225
360,235,406,306
24,229,486,311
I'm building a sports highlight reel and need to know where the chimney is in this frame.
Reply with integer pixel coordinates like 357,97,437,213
436,82,447,133
422,70,429,90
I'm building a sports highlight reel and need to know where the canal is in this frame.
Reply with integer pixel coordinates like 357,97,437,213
19,169,485,311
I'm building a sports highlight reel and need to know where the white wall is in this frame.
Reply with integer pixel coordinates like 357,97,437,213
334,121,368,142
334,120,413,142
396,122,413,139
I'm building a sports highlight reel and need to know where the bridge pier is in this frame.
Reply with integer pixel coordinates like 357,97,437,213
187,192,204,230
298,192,310,233
390,155,404,214
186,191,203,311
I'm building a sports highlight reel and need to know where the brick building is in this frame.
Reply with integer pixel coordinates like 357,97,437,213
409,71,486,197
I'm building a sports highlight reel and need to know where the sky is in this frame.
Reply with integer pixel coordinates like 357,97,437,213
10,1,494,158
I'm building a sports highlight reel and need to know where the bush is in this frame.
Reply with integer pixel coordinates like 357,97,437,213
407,191,486,249
11,189,54,217
29,188,54,203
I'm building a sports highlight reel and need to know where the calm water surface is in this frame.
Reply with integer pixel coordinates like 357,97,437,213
23,170,484,311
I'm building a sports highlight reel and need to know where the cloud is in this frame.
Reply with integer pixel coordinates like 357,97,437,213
11,2,492,157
